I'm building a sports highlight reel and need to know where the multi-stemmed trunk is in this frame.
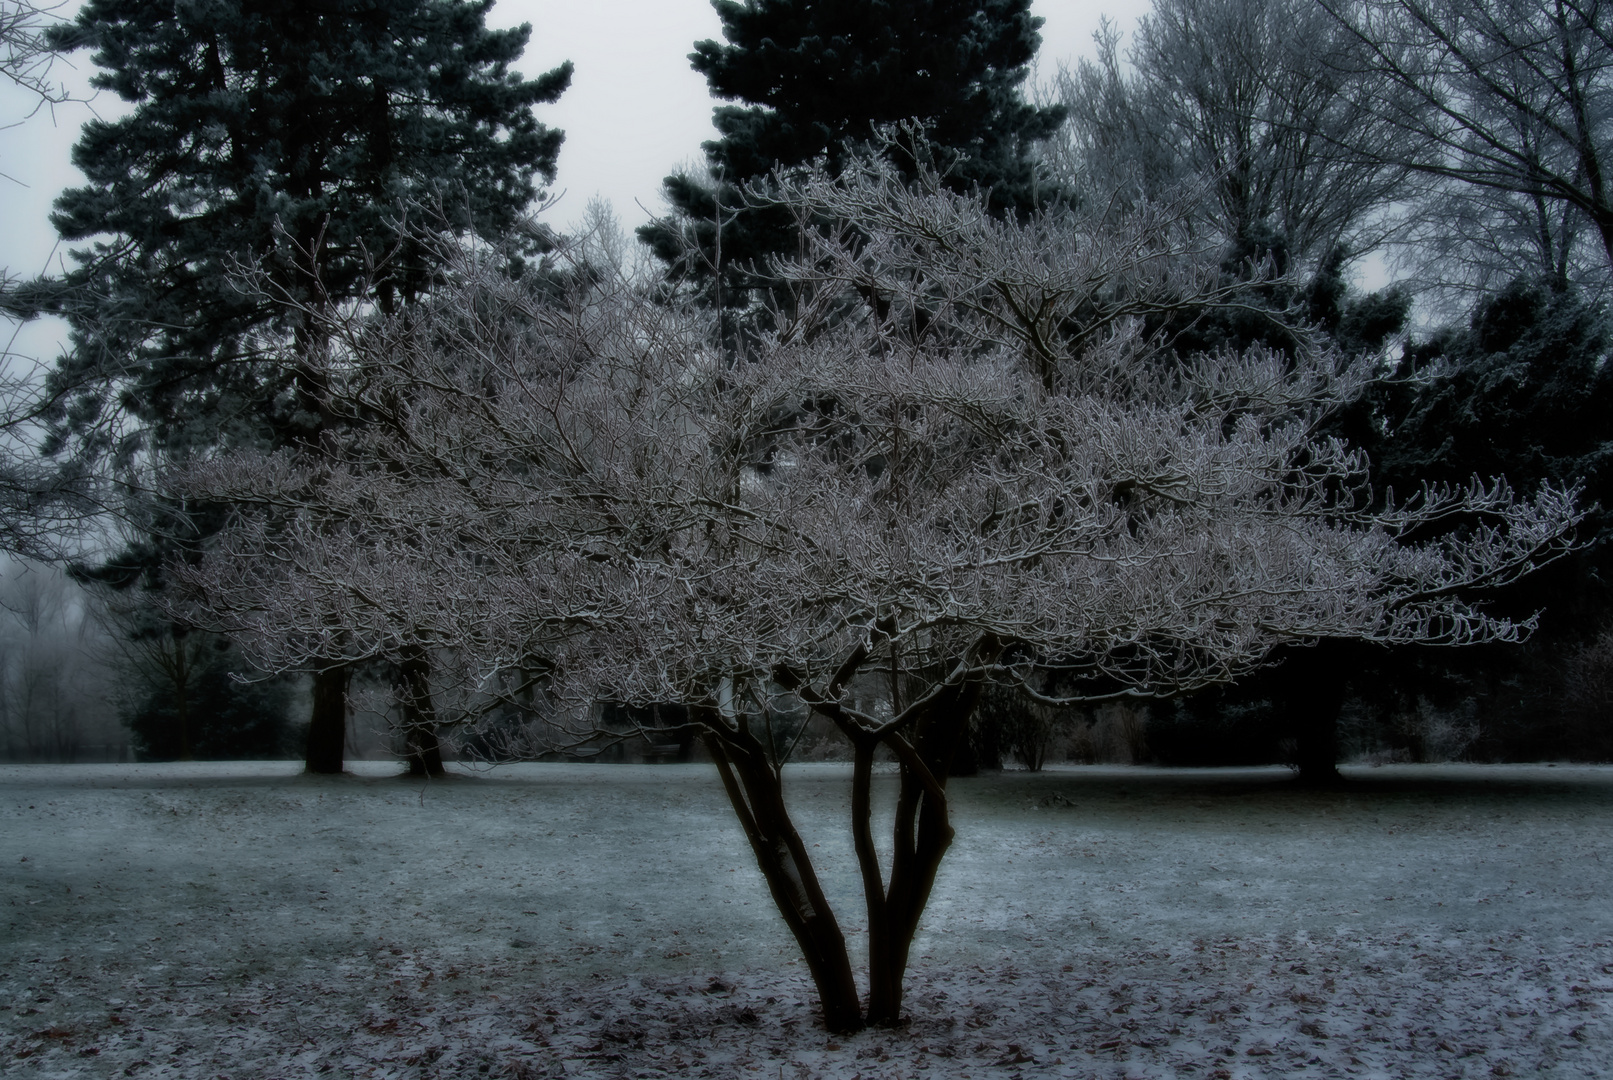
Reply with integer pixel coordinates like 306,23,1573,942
699,715,863,1032
697,663,990,1033
306,663,350,774
856,680,984,1025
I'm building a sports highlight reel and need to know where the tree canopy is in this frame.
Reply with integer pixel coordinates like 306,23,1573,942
1319,0,1613,292
639,0,1066,306
172,160,1578,1029
1058,0,1411,275
41,0,571,461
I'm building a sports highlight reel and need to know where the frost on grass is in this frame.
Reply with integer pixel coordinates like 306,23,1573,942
2,762,1611,1078
4,933,1610,1079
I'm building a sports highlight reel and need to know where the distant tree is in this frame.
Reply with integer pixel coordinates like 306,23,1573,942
39,0,571,772
1319,0,1613,289
0,560,122,763
104,612,293,762
977,684,1066,772
175,161,1577,1032
1057,0,1411,278
638,0,1066,310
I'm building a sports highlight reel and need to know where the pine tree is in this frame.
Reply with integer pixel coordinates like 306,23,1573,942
639,0,1064,306
42,0,570,770
45,0,570,457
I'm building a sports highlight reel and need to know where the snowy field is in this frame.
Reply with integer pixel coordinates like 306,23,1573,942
2,761,1611,1079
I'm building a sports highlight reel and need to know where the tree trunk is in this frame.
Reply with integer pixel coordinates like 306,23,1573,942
1284,648,1346,787
170,627,193,762
699,718,862,1033
398,644,444,777
306,663,350,774
864,679,983,1025
1292,693,1344,786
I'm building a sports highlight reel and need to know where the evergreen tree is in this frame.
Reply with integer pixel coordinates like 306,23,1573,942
44,0,570,458
1183,280,1613,775
113,621,296,762
41,0,570,770
1327,280,1613,765
639,0,1065,306
1378,281,1613,634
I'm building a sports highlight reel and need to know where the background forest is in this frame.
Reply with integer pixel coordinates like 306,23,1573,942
0,0,1609,772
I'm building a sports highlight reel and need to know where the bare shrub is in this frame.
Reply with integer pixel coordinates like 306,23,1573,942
977,684,1070,771
1392,697,1480,763
1063,717,1099,764
1564,627,1613,723
1093,703,1150,764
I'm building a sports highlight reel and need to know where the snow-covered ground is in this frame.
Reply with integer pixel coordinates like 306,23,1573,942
2,761,1610,1078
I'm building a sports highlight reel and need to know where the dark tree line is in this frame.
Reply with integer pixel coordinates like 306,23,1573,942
0,0,1607,773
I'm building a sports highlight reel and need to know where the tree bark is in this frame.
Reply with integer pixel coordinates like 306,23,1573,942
701,639,997,1031
864,678,983,1025
699,717,862,1033
306,663,350,774
398,644,445,777
170,626,194,762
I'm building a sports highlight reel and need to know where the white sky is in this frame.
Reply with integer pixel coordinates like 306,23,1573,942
0,0,1149,367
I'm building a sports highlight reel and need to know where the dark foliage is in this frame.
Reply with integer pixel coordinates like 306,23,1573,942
1157,230,1412,362
1187,280,1613,769
120,631,295,761
638,0,1065,307
40,0,571,463
1357,282,1613,762
1378,281,1613,624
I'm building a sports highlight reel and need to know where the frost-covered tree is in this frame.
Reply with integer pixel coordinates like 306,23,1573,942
0,560,122,762
1319,0,1613,289
173,164,1577,1032
35,0,570,771
0,0,69,107
1056,0,1411,277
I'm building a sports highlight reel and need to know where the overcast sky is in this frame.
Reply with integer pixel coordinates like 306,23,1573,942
0,0,1148,365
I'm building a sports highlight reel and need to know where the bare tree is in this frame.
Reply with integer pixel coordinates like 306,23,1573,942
1319,0,1613,286
172,163,1578,1032
1056,0,1412,274
0,364,98,562
0,0,69,110
0,559,121,761
0,3,96,562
